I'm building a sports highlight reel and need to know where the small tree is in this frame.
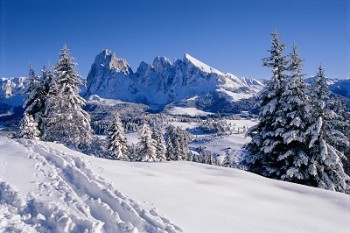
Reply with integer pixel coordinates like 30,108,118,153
20,65,46,138
175,127,189,161
19,113,40,140
165,125,176,160
165,125,189,161
152,126,166,161
136,122,157,161
106,113,130,160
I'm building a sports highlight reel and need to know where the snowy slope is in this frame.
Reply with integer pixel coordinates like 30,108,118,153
164,106,212,116
85,50,264,111
1,136,350,233
0,137,182,233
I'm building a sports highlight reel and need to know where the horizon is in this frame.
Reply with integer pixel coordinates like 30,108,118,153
0,0,349,79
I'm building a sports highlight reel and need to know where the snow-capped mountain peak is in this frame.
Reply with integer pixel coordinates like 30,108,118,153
85,50,264,111
95,49,132,74
183,53,223,75
152,56,172,73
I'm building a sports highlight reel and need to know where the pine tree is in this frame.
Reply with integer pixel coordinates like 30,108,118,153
305,66,350,193
136,122,157,161
106,113,130,160
152,126,166,161
325,98,349,154
165,125,176,160
165,125,189,161
328,98,350,175
19,113,40,140
20,65,45,138
42,45,92,149
274,45,314,182
243,32,289,177
175,127,189,161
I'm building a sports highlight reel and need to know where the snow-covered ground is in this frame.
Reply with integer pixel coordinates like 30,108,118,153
0,137,182,233
1,137,350,233
164,107,212,117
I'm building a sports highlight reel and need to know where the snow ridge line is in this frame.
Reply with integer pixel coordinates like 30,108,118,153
19,139,183,233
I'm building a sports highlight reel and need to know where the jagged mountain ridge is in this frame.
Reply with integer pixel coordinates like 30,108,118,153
85,50,264,111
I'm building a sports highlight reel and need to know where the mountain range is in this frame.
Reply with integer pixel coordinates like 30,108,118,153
1,50,350,116
85,50,264,112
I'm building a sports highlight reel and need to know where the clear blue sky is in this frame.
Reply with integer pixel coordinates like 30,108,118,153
0,0,349,79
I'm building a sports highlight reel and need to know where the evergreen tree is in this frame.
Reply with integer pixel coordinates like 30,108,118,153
175,127,189,161
275,45,313,182
165,125,189,161
106,113,129,160
152,126,166,161
136,122,157,161
328,98,350,175
42,45,92,149
305,66,350,193
243,32,289,177
19,113,40,140
325,98,350,162
165,125,176,160
20,65,45,138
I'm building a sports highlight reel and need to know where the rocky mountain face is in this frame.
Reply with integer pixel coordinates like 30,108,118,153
85,50,264,111
0,77,26,110
0,77,26,100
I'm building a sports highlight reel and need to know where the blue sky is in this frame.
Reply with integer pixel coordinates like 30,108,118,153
0,0,349,79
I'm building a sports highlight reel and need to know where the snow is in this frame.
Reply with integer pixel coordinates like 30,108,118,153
184,54,223,75
90,161,350,233
1,136,350,233
88,94,127,106
165,106,212,117
0,137,182,233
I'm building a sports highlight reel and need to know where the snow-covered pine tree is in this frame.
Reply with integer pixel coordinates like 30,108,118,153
42,45,92,149
19,112,40,139
106,113,130,160
20,65,45,138
136,122,157,161
175,127,189,161
24,65,41,101
165,125,176,161
325,98,350,153
243,32,289,177
274,45,314,182
305,66,350,193
165,125,189,161
152,126,166,161
328,98,350,175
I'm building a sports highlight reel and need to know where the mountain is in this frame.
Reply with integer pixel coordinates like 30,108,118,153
329,79,350,98
0,77,26,105
0,77,26,119
85,50,264,112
